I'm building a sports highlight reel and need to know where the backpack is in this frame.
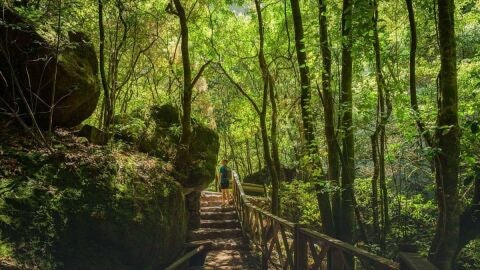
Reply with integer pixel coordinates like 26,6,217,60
225,166,232,179
221,165,232,180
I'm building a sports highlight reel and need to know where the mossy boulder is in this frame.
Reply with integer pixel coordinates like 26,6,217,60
76,124,111,145
0,8,100,128
0,130,187,269
244,166,298,185
187,124,220,190
115,104,220,191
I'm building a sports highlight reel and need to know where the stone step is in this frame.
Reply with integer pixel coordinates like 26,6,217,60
200,219,240,229
203,250,260,269
189,266,256,270
201,206,235,213
200,266,258,270
202,197,223,203
201,192,223,201
188,237,248,250
188,228,242,242
201,211,237,220
201,201,223,207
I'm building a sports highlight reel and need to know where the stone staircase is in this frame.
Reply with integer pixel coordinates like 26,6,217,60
187,192,260,270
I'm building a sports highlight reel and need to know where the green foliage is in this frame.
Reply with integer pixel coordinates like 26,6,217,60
280,180,321,228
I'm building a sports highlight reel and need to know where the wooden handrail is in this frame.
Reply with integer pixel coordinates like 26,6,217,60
300,227,399,269
164,243,210,270
232,171,404,270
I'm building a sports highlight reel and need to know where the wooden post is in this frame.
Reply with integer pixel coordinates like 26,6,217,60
294,224,308,270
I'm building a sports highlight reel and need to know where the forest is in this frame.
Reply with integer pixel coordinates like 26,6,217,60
0,0,479,269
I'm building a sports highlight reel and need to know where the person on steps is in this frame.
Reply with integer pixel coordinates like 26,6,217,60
218,159,232,207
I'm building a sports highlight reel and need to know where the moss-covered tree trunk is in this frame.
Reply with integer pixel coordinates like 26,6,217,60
318,0,341,238
428,0,461,268
339,0,355,247
371,0,392,245
290,0,335,236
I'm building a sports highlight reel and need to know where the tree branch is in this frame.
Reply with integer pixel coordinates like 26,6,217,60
189,60,212,91
215,62,261,115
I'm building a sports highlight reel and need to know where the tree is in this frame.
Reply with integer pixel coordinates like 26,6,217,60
339,0,355,245
290,0,335,236
428,0,461,268
167,0,210,184
317,0,341,238
370,0,392,245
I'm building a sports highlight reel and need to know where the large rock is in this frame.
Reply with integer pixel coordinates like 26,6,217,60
0,7,100,128
117,104,220,190
0,129,187,269
113,105,220,229
244,166,298,185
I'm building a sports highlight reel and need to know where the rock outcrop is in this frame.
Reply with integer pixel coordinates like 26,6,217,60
0,7,100,128
114,104,220,191
113,104,220,229
0,127,187,269
244,166,299,185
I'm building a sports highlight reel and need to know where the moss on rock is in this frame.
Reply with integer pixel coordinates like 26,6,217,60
0,129,186,269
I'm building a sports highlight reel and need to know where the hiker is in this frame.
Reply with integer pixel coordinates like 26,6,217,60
218,159,232,206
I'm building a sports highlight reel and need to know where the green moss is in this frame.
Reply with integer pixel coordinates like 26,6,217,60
0,141,187,269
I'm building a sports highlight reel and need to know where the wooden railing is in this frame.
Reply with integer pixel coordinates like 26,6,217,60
164,241,212,270
232,172,402,270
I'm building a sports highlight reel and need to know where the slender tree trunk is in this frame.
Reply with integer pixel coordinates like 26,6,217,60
405,0,433,147
170,1,210,185
174,0,192,148
371,132,380,238
318,0,341,237
246,139,253,175
290,0,335,236
170,0,194,184
371,0,392,245
97,0,110,130
228,136,242,179
428,0,460,268
254,0,280,215
269,78,283,181
255,131,263,171
260,114,279,214
339,0,355,246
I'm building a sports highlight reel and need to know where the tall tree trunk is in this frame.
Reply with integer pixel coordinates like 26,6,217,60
339,0,355,246
171,0,193,184
254,0,280,215
269,79,283,181
255,131,263,171
290,0,335,236
174,0,192,147
405,0,433,147
246,139,253,175
428,0,460,268
371,0,392,245
318,0,341,237
169,0,210,184
370,132,380,238
260,114,279,214
97,0,111,130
